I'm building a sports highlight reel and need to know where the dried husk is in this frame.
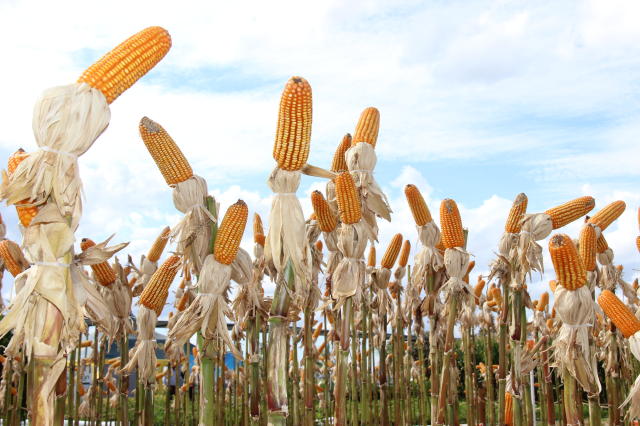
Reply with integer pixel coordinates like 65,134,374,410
231,247,253,286
332,221,370,300
2,84,110,225
171,175,216,274
518,213,553,274
439,247,472,301
412,221,443,290
264,167,312,303
131,255,157,296
167,254,240,357
345,142,391,232
552,285,600,395
122,307,157,385
621,332,640,418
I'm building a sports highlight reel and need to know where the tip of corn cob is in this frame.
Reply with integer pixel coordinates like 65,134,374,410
78,26,172,104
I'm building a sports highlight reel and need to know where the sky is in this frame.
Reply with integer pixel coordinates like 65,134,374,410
0,0,638,313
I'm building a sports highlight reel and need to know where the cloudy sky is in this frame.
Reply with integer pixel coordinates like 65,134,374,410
0,0,638,310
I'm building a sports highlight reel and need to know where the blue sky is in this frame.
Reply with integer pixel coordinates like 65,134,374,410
0,0,638,308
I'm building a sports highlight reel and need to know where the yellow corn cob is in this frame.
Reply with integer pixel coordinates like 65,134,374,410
637,235,640,253
398,240,411,267
331,134,352,172
598,289,640,338
7,149,39,227
367,245,376,267
311,190,338,232
549,234,586,291
596,234,609,254
214,200,249,265
273,76,312,171
139,117,193,186
335,172,361,224
578,225,597,272
253,213,265,247
463,260,476,284
440,199,465,249
489,287,502,306
544,196,595,229
352,107,380,147
315,240,323,252
77,26,172,104
78,385,86,397
177,292,190,312
0,239,27,277
405,184,432,227
549,280,557,293
139,255,180,316
81,238,116,286
381,234,402,269
505,393,513,426
129,276,138,289
147,226,171,262
588,200,626,231
537,292,549,312
474,278,485,304
312,324,323,340
80,340,93,348
504,193,528,233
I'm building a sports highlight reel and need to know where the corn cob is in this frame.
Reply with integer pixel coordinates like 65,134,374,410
578,225,597,272
367,245,376,267
637,235,640,253
504,193,528,233
7,149,39,227
315,240,323,252
489,287,502,306
77,26,172,104
0,239,27,277
214,200,249,265
598,289,640,338
147,226,171,262
588,200,626,231
398,240,411,267
405,184,432,226
253,213,265,247
544,196,595,229
81,238,116,286
549,234,586,291
330,134,352,173
537,292,549,311
463,260,475,284
312,324,323,340
139,255,180,316
80,341,93,348
505,393,513,425
352,107,380,147
177,292,190,312
596,234,609,254
474,278,485,304
335,172,361,224
311,190,338,232
381,234,402,269
139,117,193,186
440,198,465,248
273,76,312,171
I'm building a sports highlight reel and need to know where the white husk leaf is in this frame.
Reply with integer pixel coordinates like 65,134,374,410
171,175,215,274
264,167,312,303
552,285,600,394
2,84,109,225
345,142,392,231
122,307,157,385
622,333,640,418
332,222,370,299
439,247,472,301
167,255,240,358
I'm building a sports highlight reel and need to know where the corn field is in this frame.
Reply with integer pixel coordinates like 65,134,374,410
0,25,639,426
